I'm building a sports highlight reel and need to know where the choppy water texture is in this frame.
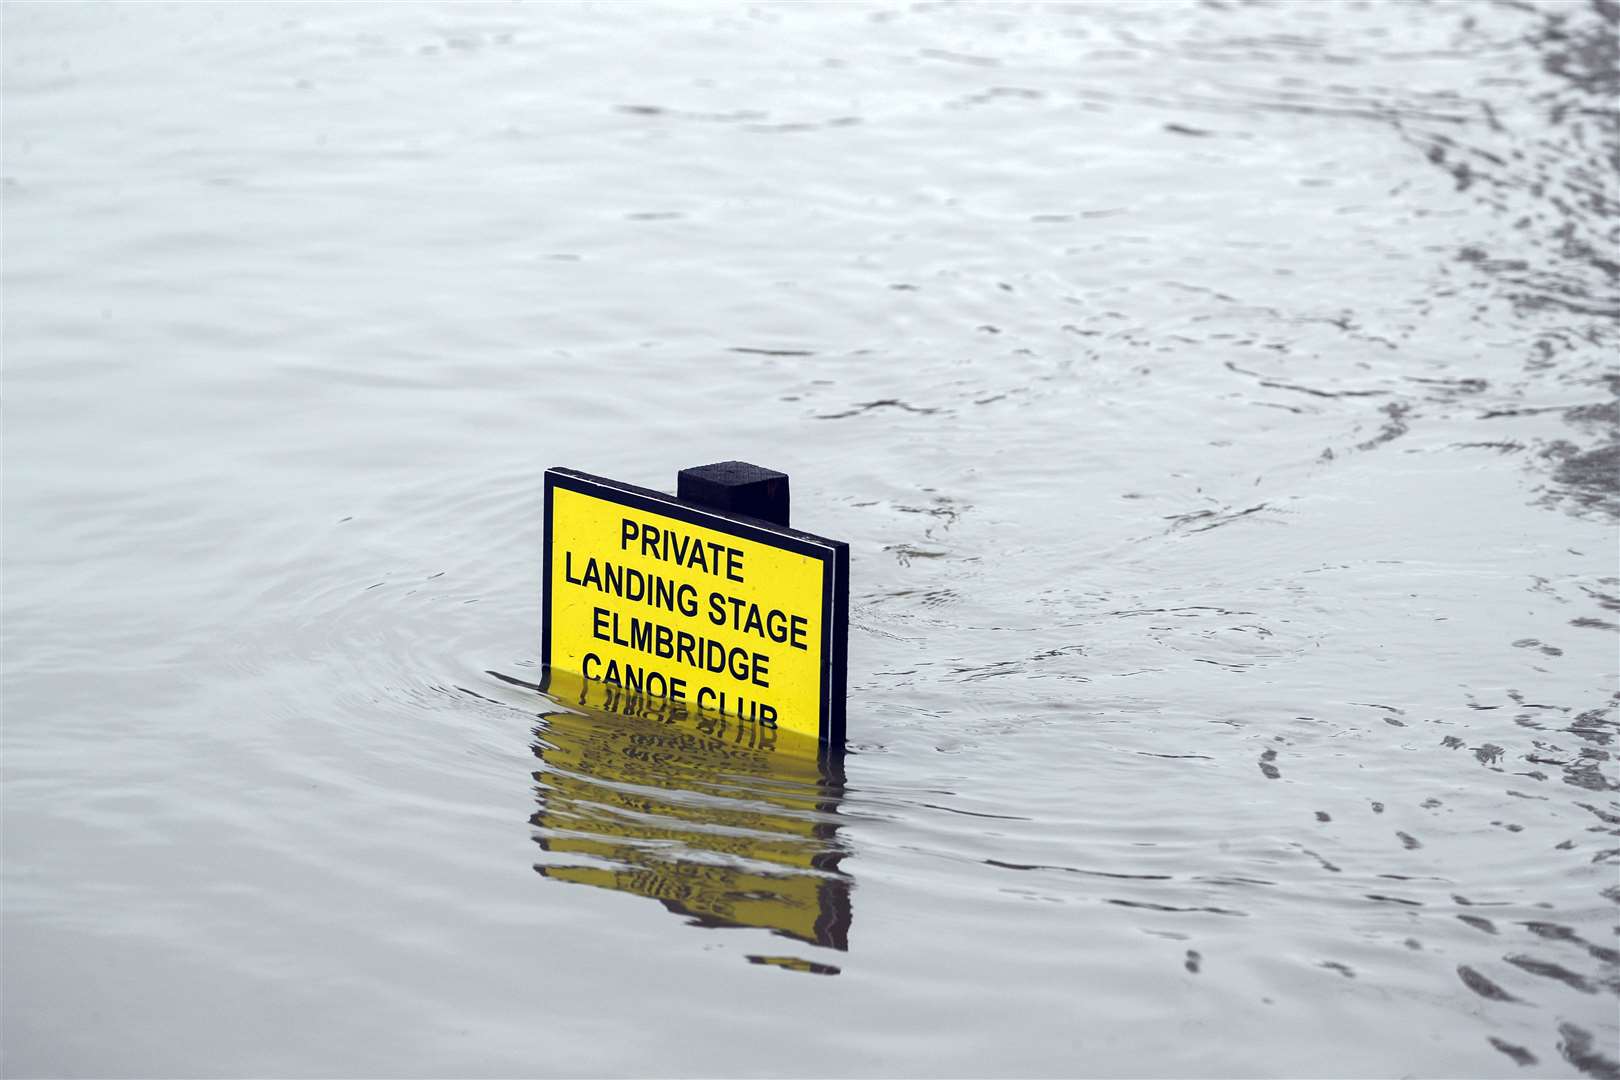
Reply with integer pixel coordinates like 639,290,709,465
4,2,1619,1076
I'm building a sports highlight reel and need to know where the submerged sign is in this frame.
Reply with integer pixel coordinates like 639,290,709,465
542,466,849,753
525,667,851,951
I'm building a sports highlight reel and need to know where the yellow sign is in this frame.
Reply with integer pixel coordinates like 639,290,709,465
542,468,848,752
527,668,851,951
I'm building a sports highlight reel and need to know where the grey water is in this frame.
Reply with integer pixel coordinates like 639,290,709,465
3,2,1617,1076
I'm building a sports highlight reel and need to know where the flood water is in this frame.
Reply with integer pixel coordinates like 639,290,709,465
4,2,1618,1076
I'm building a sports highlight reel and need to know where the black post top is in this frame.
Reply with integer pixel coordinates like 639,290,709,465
677,461,790,527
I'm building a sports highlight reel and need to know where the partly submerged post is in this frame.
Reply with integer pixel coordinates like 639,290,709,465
678,461,790,527
541,462,849,757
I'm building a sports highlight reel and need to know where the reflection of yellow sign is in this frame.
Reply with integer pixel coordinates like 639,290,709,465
542,469,848,752
526,669,850,951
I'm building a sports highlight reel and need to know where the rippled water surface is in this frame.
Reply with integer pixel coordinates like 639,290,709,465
4,2,1618,1076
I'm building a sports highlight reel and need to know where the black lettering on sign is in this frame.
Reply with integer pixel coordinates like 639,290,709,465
621,516,746,582
705,592,811,650
566,553,700,618
592,608,772,689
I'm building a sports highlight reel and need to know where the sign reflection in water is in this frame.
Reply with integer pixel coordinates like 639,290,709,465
513,669,851,956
